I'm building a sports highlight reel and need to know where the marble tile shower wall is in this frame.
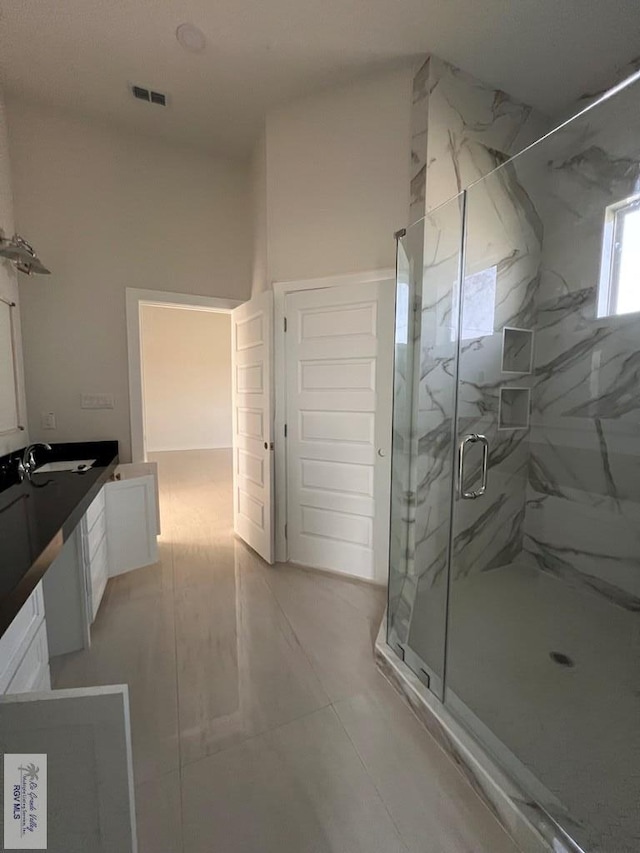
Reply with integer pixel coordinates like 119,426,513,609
521,83,640,610
394,58,640,658
421,57,546,212
390,55,549,654
451,152,544,583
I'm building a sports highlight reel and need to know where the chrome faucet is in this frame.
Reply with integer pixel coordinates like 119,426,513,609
17,443,52,481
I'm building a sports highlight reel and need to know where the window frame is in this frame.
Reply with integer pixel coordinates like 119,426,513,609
597,193,640,318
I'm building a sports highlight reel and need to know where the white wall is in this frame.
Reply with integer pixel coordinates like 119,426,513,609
140,305,232,452
6,100,252,461
250,129,268,295
0,88,29,455
256,66,412,290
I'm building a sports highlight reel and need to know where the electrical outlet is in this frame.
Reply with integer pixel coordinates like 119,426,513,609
81,393,115,410
41,412,56,430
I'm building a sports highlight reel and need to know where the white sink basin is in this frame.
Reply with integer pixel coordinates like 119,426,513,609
35,459,96,473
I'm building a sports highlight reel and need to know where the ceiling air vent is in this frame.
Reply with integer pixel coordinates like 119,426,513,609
131,85,168,106
132,85,150,102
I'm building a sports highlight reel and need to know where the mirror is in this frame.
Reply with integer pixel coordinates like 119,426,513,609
0,296,23,435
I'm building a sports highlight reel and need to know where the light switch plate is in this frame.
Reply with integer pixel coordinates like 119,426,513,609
41,411,56,429
81,393,115,410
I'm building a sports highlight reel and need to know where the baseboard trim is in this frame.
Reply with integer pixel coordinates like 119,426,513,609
282,559,386,588
146,445,233,453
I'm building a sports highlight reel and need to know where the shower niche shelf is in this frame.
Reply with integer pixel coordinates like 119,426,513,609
498,387,531,430
501,327,534,374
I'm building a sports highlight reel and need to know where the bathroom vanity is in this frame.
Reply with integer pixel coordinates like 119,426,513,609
0,443,155,850
0,440,159,692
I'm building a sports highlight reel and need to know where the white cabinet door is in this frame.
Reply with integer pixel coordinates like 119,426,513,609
0,584,47,693
42,528,91,657
5,623,50,694
0,686,137,852
105,475,158,577
115,461,160,533
231,291,274,564
285,281,395,583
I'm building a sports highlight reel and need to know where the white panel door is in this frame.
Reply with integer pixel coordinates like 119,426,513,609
285,281,394,583
0,686,137,852
231,291,274,564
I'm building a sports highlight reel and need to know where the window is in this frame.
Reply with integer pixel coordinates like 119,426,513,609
598,194,640,317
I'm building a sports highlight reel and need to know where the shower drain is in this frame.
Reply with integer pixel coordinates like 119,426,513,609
549,651,575,667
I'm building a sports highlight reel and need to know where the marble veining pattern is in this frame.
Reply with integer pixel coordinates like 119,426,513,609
389,56,640,853
391,55,548,680
520,79,640,613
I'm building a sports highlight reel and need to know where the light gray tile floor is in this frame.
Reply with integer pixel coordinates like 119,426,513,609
52,449,521,853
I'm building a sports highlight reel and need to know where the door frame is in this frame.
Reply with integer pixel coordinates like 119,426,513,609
273,269,395,565
126,288,242,462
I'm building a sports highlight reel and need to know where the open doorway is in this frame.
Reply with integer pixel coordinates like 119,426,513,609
126,288,241,463
125,288,241,557
140,305,233,456
138,304,234,527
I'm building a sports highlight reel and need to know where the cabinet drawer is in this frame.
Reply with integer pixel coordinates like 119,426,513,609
85,487,106,532
5,621,51,694
89,534,109,621
0,583,45,692
84,511,107,562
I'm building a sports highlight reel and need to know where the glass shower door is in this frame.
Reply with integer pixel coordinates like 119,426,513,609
388,196,464,698
445,158,541,783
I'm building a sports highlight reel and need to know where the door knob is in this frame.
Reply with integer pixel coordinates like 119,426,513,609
377,448,386,457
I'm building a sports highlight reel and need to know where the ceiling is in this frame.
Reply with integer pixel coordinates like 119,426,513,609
1,0,639,159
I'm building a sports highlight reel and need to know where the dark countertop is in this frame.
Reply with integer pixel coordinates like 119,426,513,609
0,441,119,638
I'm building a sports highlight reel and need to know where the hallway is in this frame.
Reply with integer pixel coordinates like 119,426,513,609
51,449,519,853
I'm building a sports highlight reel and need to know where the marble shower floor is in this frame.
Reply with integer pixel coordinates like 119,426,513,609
447,561,640,853
51,449,521,853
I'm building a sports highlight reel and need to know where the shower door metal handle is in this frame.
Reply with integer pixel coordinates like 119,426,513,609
457,434,489,499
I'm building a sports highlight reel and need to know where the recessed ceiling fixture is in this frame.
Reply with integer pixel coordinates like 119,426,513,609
176,23,206,54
